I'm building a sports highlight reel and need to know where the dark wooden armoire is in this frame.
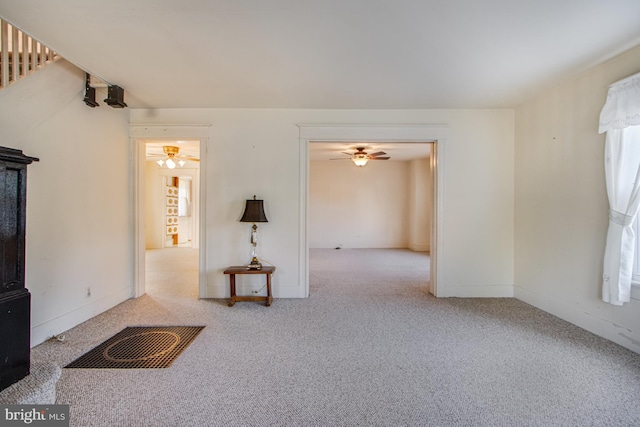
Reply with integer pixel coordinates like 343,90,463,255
0,146,38,392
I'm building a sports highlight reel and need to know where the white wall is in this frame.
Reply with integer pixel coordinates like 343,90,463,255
0,60,131,346
514,45,640,353
309,157,431,250
130,108,515,299
408,157,431,252
309,160,410,248
7,49,639,353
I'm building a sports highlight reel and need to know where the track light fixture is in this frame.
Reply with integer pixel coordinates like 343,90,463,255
104,85,127,108
82,74,128,108
82,73,99,108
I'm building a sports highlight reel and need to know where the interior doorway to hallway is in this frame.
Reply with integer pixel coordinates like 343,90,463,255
144,141,200,249
143,140,201,297
131,126,208,300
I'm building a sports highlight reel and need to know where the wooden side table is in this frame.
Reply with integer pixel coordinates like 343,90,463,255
223,266,275,307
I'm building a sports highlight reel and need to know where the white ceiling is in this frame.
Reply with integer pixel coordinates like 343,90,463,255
1,0,639,110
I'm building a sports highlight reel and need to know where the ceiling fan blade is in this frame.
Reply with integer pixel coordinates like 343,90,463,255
330,157,352,160
369,151,387,157
177,155,200,162
369,157,390,160
341,152,354,156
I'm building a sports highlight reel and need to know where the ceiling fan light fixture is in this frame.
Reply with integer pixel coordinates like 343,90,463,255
330,146,387,166
151,145,200,168
352,155,369,167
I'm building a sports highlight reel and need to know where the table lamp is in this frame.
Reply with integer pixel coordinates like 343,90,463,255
240,195,268,269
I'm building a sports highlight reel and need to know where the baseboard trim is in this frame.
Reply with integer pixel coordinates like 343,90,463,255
514,286,640,354
441,284,514,298
30,286,131,347
408,243,430,252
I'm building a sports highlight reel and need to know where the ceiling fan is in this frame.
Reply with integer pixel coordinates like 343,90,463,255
149,146,199,169
331,147,390,167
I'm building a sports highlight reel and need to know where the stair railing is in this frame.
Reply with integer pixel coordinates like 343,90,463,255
0,19,59,88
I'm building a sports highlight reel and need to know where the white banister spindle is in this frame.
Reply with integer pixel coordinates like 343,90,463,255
11,26,19,82
35,41,40,67
1,20,8,88
30,38,36,71
21,31,27,77
39,41,45,67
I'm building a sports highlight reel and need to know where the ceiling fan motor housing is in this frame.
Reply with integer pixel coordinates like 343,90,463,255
163,146,180,157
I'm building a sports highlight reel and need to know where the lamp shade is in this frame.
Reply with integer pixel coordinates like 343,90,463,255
352,157,368,167
240,196,268,223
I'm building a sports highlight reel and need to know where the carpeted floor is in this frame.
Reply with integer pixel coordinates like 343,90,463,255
31,248,640,426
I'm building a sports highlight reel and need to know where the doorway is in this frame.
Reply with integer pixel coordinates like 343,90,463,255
143,141,200,297
308,141,433,294
131,124,209,299
144,141,200,250
298,124,446,299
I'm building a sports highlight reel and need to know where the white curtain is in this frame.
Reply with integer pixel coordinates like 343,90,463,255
599,74,640,305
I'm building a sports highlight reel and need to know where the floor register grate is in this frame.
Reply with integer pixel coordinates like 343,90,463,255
65,326,205,369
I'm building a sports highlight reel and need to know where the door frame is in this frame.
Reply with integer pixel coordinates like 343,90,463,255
298,124,446,298
130,124,210,298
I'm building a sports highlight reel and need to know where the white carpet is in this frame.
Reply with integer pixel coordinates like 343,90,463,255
30,248,640,426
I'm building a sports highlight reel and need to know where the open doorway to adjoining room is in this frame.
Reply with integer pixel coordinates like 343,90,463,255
298,123,445,300
308,142,433,297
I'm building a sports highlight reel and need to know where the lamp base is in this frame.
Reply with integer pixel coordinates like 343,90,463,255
247,257,262,270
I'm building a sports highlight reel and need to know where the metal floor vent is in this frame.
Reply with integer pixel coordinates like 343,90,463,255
65,326,205,369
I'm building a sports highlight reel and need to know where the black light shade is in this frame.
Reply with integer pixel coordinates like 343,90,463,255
83,86,99,107
104,85,127,108
240,196,268,223
83,73,99,107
